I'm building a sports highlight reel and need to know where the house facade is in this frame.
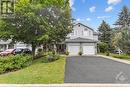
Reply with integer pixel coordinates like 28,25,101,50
66,23,98,55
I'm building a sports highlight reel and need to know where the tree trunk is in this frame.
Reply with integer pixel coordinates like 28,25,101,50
54,44,57,53
32,42,36,59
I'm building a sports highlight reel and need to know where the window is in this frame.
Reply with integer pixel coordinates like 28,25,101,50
1,0,14,15
89,31,91,36
78,24,80,27
84,28,88,31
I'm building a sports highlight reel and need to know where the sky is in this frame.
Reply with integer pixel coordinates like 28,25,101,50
69,0,130,30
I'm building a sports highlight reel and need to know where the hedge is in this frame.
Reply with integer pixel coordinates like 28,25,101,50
0,54,32,74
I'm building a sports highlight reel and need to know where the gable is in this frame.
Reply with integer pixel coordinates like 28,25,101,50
74,23,94,32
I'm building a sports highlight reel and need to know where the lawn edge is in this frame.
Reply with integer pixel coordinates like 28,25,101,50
97,55,130,65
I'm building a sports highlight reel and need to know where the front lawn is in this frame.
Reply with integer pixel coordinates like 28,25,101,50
0,56,65,84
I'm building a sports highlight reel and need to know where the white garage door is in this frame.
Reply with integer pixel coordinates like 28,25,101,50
83,46,95,55
68,45,80,55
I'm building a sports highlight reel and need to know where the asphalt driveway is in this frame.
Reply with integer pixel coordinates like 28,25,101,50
64,56,130,83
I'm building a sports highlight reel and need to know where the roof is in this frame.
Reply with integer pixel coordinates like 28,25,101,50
65,37,97,43
75,23,98,35
93,31,99,35
0,40,11,44
75,23,94,31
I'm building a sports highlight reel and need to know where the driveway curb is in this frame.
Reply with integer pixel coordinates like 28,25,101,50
97,55,130,65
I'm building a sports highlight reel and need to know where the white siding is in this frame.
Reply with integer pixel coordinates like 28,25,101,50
68,23,98,41
94,35,98,41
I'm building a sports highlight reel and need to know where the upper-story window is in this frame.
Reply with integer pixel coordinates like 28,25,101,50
89,31,91,36
84,28,88,31
78,24,80,27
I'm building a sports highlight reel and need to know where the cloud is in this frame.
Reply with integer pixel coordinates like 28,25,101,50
69,0,75,7
86,18,91,21
97,16,111,19
76,18,81,21
107,0,122,5
69,0,76,11
89,6,96,13
105,6,113,12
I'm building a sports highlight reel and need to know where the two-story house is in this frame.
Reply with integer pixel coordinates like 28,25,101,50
66,23,98,55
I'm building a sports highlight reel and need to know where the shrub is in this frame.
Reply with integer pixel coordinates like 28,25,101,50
78,51,83,56
37,48,42,52
52,50,56,55
35,48,44,59
0,54,32,74
106,51,110,56
98,42,108,53
43,51,61,63
65,51,69,55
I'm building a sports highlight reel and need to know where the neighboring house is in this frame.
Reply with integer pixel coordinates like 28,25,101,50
66,23,98,55
0,39,14,51
0,40,31,51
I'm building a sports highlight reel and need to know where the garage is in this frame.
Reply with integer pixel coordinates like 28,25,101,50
66,37,97,56
83,46,95,55
68,44,80,55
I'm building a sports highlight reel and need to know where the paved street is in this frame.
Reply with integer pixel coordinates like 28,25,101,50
64,56,130,83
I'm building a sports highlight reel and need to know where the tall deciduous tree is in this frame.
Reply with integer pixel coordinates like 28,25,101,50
0,0,72,57
115,6,130,27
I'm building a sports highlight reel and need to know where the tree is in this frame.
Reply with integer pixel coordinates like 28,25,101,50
112,6,130,54
120,27,130,53
111,31,122,48
38,4,72,51
0,0,72,58
115,6,130,27
98,20,112,49
98,42,108,53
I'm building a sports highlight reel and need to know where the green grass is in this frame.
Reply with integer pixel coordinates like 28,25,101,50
0,57,65,84
110,54,130,60
99,53,130,60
